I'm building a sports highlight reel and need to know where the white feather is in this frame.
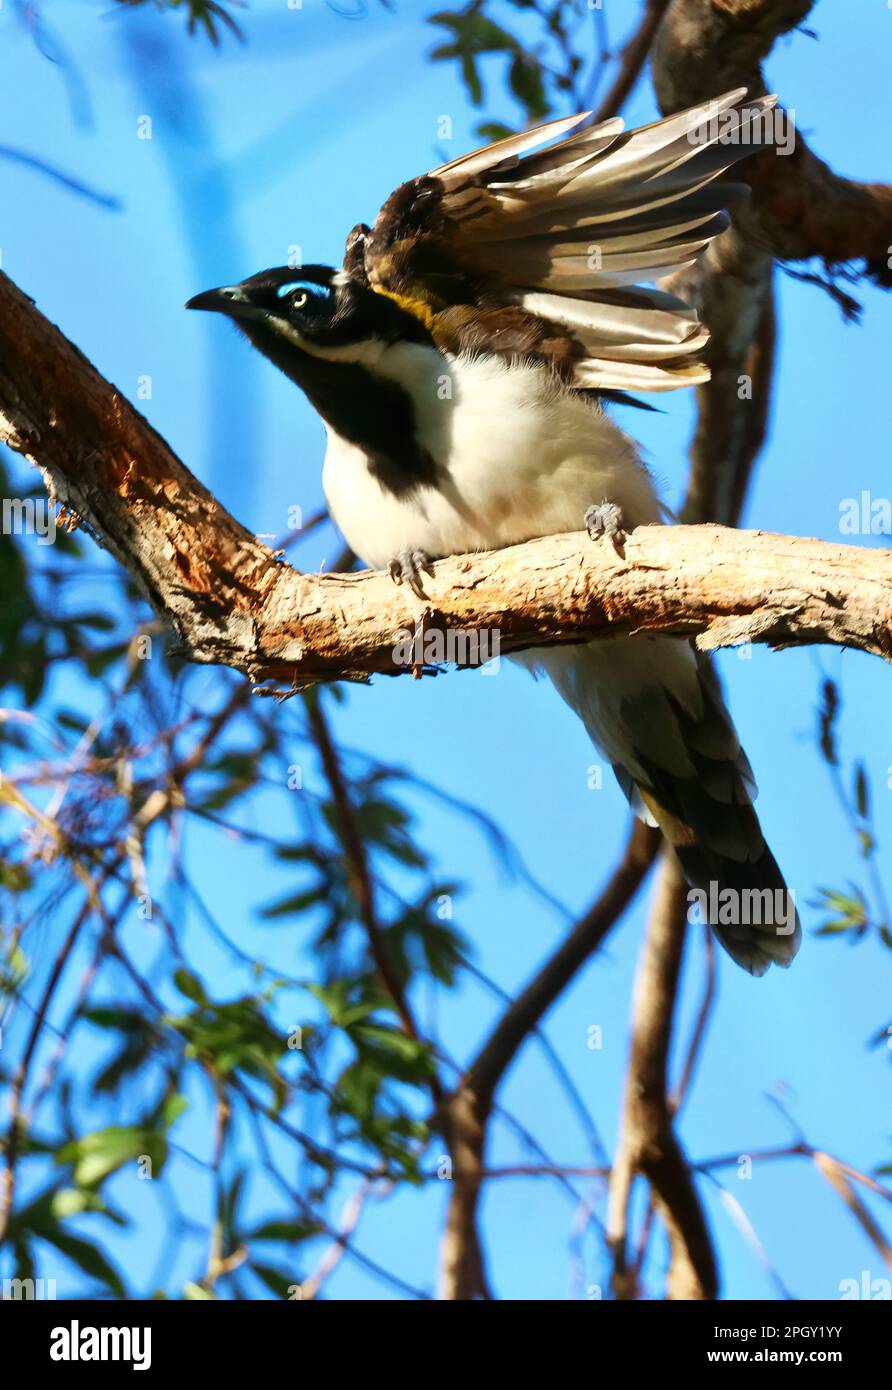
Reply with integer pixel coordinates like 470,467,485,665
320,344,662,569
321,344,705,815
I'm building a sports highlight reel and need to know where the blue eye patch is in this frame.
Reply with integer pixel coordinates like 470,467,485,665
276,280,328,300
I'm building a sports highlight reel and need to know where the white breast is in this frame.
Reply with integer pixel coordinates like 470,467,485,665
321,344,662,571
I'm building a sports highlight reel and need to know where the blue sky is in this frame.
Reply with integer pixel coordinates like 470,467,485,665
2,0,891,1299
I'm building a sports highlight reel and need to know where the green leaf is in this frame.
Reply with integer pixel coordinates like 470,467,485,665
353,1024,434,1079
812,885,869,935
39,1227,126,1297
174,968,207,1003
429,10,524,107
72,611,118,633
161,1091,189,1128
854,762,870,818
261,886,329,919
57,1125,168,1187
0,861,32,892
508,53,549,118
81,1006,145,1030
817,679,839,766
475,120,515,142
251,1262,299,1299
303,980,376,1030
429,12,521,54
249,1218,320,1244
50,1187,127,1225
220,1169,246,1247
57,710,92,735
84,641,129,678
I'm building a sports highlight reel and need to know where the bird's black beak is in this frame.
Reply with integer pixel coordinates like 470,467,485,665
185,285,247,315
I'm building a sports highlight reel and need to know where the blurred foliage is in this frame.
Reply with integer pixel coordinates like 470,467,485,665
114,0,247,45
814,679,891,953
429,0,606,138
0,443,480,1294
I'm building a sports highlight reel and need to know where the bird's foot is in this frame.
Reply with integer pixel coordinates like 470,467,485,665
388,548,435,600
584,501,626,555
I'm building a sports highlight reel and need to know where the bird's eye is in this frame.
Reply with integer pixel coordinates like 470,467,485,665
276,282,313,308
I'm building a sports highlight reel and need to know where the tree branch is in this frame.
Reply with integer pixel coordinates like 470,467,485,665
653,0,892,282
653,0,892,533
1,274,889,688
466,822,661,1108
592,0,674,123
607,856,718,1300
631,0,892,1304
437,820,660,1301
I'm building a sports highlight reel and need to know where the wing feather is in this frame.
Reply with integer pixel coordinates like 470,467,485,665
432,110,593,189
357,90,777,392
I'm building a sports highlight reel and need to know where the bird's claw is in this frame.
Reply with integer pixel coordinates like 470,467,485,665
389,548,435,599
585,502,626,554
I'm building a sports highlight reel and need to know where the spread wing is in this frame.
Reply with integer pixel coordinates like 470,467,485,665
348,90,775,393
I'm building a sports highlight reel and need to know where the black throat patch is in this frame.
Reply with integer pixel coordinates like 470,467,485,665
236,303,438,498
297,352,437,498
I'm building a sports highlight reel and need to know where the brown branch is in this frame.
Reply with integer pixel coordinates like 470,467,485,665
672,926,716,1113
607,855,718,1300
300,1176,378,1300
699,1143,892,1206
437,821,659,1301
596,2,892,1307
653,1,891,541
592,0,674,122
629,3,812,1300
305,694,426,1050
666,246,776,529
1,273,889,687
304,697,504,1297
467,822,660,1107
631,925,716,1286
653,1,892,278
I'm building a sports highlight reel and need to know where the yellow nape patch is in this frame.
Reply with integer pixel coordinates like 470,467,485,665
372,286,437,332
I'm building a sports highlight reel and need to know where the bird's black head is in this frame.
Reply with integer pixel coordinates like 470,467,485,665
186,263,431,382
187,264,338,337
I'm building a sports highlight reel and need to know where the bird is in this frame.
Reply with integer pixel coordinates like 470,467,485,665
186,88,800,975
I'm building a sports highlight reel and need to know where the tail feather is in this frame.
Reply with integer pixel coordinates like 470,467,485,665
639,786,801,977
516,636,800,976
624,659,801,976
